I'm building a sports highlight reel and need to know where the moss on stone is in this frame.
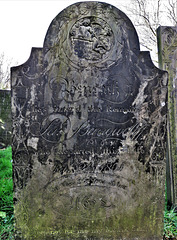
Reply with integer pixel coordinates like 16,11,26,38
14,165,164,240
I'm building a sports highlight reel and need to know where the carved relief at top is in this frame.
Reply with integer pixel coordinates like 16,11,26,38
65,17,114,64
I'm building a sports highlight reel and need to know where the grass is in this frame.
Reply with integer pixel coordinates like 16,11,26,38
163,182,177,239
0,146,14,239
0,146,177,239
164,208,177,239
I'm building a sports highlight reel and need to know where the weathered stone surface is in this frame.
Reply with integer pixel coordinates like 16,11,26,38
11,2,167,239
157,26,177,208
0,90,11,148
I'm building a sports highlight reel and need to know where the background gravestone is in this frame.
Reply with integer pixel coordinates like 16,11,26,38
11,2,167,239
157,26,177,209
0,89,11,148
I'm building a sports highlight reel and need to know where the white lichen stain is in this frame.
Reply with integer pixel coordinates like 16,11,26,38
27,137,39,150
132,81,148,107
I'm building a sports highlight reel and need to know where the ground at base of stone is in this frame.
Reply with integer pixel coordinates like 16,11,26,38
163,236,177,240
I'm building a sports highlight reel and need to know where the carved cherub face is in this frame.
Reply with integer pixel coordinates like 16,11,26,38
82,18,90,27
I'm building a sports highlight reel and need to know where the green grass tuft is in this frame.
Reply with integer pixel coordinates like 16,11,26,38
0,146,14,239
164,208,177,239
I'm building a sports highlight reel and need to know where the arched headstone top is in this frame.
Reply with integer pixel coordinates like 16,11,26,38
43,1,140,68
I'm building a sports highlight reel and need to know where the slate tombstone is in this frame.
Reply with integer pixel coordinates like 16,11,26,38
11,2,167,239
157,26,177,209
